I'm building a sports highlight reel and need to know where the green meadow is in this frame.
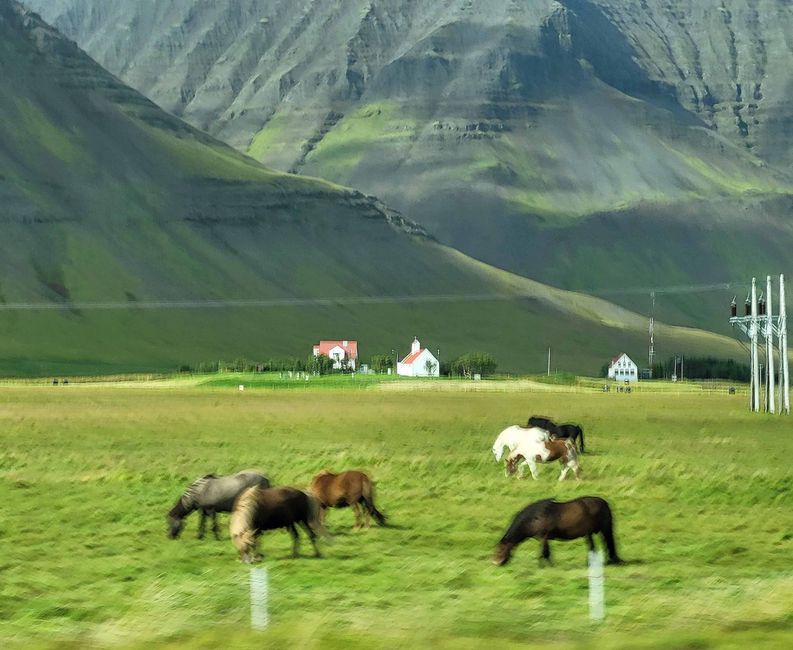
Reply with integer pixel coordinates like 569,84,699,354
1,380,792,649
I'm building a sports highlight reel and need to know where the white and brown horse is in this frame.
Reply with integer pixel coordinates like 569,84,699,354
505,438,581,481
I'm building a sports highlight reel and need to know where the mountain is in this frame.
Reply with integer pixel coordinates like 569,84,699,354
1,0,749,376
25,0,793,335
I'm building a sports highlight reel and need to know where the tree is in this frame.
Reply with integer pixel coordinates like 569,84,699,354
370,354,393,374
451,352,497,378
424,358,438,376
307,353,334,375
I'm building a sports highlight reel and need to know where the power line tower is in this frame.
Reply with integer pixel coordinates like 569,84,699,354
730,275,790,415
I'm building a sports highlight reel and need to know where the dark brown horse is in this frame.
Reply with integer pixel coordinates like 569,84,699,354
493,496,622,566
528,416,586,453
229,486,328,563
308,469,386,529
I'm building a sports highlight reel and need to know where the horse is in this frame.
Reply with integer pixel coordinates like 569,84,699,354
308,469,386,529
166,470,270,540
505,437,581,481
528,415,586,453
492,425,550,466
229,485,328,563
493,496,622,566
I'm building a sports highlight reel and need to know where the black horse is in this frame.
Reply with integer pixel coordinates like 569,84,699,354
493,496,622,566
528,415,585,453
167,470,270,540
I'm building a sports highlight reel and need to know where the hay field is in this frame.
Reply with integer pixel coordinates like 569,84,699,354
1,382,792,649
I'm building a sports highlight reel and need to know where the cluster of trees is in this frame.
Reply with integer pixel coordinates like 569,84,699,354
651,356,750,381
182,355,339,375
183,350,499,378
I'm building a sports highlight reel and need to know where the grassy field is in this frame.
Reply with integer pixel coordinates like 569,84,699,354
1,381,792,649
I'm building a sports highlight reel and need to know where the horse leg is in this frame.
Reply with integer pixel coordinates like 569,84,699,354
211,512,220,540
528,459,539,480
361,498,371,528
586,534,595,552
197,510,207,539
558,461,569,482
539,538,552,564
288,524,300,558
299,520,321,558
351,502,362,529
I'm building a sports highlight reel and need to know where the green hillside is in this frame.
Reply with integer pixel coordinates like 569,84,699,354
25,0,793,334
0,1,747,375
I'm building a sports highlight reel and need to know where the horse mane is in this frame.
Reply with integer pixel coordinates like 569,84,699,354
500,499,555,544
229,485,260,553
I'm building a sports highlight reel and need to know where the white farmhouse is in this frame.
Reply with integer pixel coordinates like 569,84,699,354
607,352,638,383
397,338,439,377
312,340,358,370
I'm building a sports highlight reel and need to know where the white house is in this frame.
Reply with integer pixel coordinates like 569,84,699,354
607,353,638,383
397,338,439,377
312,340,358,370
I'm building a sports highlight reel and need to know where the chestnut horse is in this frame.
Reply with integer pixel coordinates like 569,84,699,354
229,485,327,563
505,438,581,481
309,469,386,529
493,496,622,566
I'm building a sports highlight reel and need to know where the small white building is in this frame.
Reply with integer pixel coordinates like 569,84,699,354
608,352,639,383
397,337,439,377
312,340,358,370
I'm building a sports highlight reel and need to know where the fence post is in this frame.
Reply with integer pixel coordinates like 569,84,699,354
588,550,605,622
250,567,269,630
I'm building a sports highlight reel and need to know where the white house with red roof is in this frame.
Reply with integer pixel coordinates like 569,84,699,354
607,352,638,383
397,337,439,377
313,340,358,370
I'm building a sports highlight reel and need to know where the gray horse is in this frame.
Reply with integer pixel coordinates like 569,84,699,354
167,470,270,540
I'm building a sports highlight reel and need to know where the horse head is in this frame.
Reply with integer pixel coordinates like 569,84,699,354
166,513,185,539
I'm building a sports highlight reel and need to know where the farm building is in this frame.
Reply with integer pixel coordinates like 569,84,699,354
313,340,358,370
397,338,439,377
608,353,639,383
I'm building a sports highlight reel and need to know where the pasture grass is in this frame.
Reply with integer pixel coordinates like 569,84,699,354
1,384,792,648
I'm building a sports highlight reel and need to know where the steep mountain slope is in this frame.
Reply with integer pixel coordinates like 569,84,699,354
26,0,793,334
1,0,745,375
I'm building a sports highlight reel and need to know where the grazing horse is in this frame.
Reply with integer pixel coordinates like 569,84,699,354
167,470,270,540
493,496,622,566
229,485,327,563
492,426,550,466
505,438,581,481
528,415,586,453
309,469,386,529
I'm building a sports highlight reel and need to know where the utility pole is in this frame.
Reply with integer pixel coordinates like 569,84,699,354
547,347,551,376
649,291,655,370
751,278,760,412
730,275,788,415
780,275,790,415
766,275,775,414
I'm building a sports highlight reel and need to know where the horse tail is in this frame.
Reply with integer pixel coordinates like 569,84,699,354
577,427,585,453
229,486,259,560
362,478,387,527
306,493,332,540
599,502,622,564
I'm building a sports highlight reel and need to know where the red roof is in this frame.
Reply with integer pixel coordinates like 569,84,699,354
609,353,631,367
313,340,358,359
400,349,425,365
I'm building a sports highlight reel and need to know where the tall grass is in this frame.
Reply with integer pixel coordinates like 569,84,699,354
0,386,791,648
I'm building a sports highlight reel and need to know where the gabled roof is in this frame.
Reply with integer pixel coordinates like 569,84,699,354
401,348,428,365
313,340,358,358
609,352,634,366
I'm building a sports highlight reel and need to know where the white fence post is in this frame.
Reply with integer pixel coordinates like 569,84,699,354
588,551,605,622
250,567,269,631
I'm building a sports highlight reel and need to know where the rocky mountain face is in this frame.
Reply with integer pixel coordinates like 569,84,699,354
5,0,745,375
20,0,793,334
